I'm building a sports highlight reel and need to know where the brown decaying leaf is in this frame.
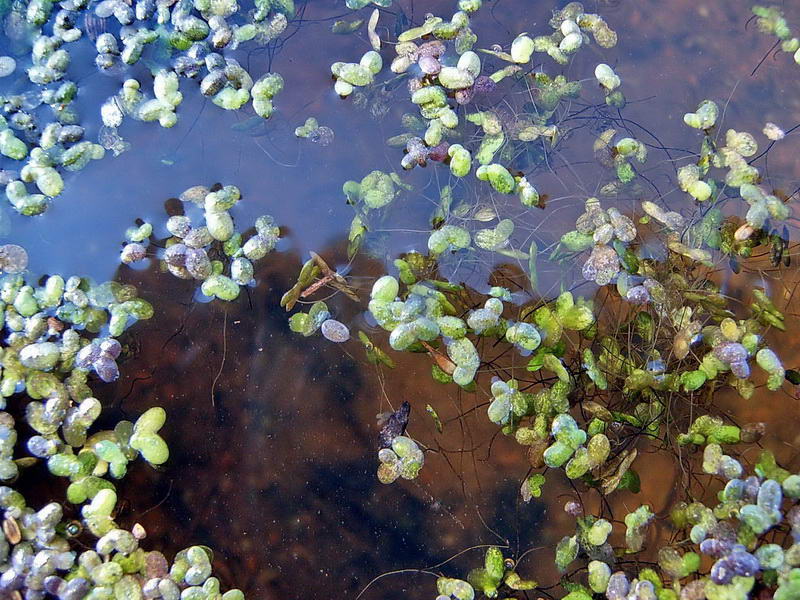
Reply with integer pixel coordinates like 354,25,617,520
420,340,456,375
598,448,637,495
3,516,21,544
307,252,360,303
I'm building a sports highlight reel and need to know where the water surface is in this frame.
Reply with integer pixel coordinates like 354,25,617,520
3,0,800,598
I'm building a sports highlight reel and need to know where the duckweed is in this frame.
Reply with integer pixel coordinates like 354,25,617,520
294,117,334,146
125,184,281,301
5,1,800,599
0,0,291,213
0,253,244,598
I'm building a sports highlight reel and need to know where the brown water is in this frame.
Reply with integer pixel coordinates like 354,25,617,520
3,0,800,598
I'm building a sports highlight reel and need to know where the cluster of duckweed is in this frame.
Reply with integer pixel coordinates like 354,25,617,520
1,0,291,214
324,0,628,287
434,546,537,600
282,1,800,598
119,222,153,265
376,0,618,196
427,448,800,600
0,488,245,599
294,117,334,147
376,435,424,484
290,161,792,498
0,242,250,595
0,256,243,596
751,6,800,66
553,197,638,286
0,270,153,392
5,0,794,595
593,130,647,184
120,184,280,302
331,49,383,97
1,89,105,214
287,300,350,342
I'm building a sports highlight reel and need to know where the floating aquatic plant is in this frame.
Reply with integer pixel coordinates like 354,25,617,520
294,117,334,146
431,449,800,600
377,434,424,484
0,245,245,598
0,270,153,394
331,50,383,97
283,19,800,576
142,184,281,301
32,2,777,598
2,0,291,212
751,6,800,66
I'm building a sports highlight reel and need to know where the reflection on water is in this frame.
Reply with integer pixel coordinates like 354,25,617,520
3,0,800,598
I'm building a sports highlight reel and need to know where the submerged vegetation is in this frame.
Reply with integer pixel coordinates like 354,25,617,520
1,0,800,598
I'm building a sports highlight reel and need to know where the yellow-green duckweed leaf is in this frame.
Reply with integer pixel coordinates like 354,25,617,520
587,433,610,467
474,219,514,250
448,144,472,177
129,432,169,465
684,100,718,129
475,164,516,194
467,567,499,598
429,225,471,254
521,473,545,501
725,129,758,157
595,63,620,91
484,546,504,581
134,407,165,434
504,571,537,590
398,16,442,41
566,447,590,478
519,178,540,208
555,535,579,572
587,519,612,546
437,577,474,600
289,301,330,336
201,274,240,301
542,353,569,382
624,505,654,552
506,322,541,351
588,561,611,593
688,180,712,202
510,33,534,63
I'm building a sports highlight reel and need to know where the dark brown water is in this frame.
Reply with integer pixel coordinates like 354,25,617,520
3,0,800,598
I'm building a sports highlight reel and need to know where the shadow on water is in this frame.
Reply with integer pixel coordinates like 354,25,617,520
4,0,800,598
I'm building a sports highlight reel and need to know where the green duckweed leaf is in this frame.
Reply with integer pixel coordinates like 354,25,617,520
426,404,443,432
504,571,538,590
555,535,579,572
429,225,471,254
474,219,514,250
521,473,545,501
331,18,363,33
